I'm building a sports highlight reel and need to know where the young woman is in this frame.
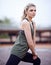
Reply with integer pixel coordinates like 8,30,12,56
6,3,41,65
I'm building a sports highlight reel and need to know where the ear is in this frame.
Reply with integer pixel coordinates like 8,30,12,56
26,11,28,16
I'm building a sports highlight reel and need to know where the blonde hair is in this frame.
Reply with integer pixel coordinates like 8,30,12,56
21,3,36,21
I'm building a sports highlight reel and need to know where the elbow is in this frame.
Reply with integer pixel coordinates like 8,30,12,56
28,42,34,47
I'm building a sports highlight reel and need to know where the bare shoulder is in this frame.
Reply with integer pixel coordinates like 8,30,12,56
21,19,30,29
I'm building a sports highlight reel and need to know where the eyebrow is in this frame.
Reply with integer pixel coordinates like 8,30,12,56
29,9,36,11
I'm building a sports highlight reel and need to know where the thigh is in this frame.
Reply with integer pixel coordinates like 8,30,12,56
22,52,33,63
22,52,41,65
6,54,21,65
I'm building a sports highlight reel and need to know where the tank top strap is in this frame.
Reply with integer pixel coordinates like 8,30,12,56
24,18,34,29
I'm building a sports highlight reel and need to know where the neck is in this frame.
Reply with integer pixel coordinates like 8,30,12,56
26,16,32,22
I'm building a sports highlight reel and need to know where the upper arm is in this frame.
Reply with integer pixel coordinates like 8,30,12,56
21,22,33,44
33,22,36,32
33,22,36,43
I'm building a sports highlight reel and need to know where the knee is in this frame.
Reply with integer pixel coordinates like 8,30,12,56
34,57,41,65
37,57,41,64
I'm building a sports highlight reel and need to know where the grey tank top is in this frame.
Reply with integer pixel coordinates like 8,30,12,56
11,19,34,59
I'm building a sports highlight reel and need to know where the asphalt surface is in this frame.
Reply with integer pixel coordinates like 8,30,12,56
0,44,51,65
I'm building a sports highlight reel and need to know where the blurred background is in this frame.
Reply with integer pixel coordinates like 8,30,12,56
0,0,51,65
0,0,51,27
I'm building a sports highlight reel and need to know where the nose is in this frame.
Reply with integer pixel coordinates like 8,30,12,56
33,11,36,14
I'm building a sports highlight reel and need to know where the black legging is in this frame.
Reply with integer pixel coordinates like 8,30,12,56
6,52,41,65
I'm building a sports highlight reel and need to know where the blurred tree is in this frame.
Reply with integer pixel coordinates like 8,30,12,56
0,20,3,23
0,17,11,24
3,17,11,24
0,17,11,38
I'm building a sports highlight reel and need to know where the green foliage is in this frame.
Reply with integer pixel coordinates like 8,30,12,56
0,33,9,38
0,20,3,23
0,17,11,24
4,17,10,24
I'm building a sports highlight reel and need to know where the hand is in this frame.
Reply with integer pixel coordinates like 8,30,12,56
33,55,38,60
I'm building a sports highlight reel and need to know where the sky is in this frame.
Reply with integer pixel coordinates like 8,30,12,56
0,0,51,27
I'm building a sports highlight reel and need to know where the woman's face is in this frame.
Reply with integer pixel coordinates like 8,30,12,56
26,6,36,18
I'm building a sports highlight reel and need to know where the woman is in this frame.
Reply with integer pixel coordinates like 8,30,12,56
6,3,41,65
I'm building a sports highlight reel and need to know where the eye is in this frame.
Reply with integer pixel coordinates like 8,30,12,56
34,10,36,12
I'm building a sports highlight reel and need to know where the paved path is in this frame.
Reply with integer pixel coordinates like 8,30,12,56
0,44,51,65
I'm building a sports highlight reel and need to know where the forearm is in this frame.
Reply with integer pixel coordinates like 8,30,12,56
33,34,36,45
28,41,36,56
